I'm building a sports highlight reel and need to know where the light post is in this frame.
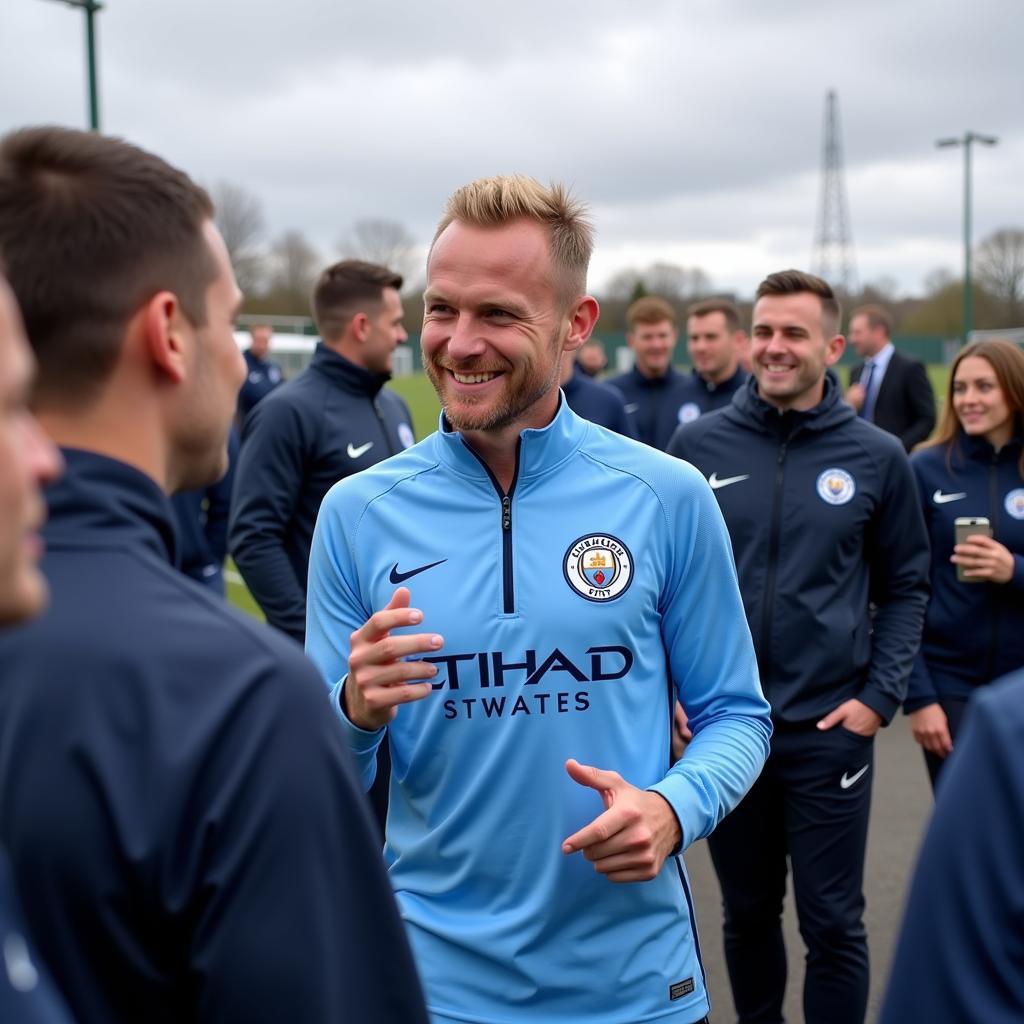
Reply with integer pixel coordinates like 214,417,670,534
936,132,998,344
41,0,103,131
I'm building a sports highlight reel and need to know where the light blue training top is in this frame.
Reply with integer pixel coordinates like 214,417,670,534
306,397,771,1024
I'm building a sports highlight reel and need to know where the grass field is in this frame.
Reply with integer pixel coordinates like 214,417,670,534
226,365,954,619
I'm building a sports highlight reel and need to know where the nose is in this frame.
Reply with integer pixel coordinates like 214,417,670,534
25,414,62,487
446,315,487,361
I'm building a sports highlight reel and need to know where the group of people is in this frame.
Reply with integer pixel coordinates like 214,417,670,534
0,122,1022,1024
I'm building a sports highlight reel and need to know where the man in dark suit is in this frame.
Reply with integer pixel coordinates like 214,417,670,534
845,304,935,451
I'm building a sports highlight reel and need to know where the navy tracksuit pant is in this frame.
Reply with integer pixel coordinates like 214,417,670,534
707,722,874,1024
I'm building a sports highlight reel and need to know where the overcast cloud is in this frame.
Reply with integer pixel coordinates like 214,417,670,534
3,0,1021,298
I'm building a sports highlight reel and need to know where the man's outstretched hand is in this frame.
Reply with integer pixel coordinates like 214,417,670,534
561,759,681,883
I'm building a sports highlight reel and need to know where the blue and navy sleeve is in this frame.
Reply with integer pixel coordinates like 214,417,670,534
647,463,772,846
881,672,1024,1024
229,398,308,641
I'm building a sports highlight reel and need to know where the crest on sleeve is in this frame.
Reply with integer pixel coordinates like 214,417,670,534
563,534,634,602
816,467,856,506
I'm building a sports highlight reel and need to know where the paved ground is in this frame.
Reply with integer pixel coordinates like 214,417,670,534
683,713,933,1024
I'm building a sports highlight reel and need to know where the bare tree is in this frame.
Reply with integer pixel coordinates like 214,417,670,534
645,262,711,302
975,227,1024,323
210,181,266,295
337,218,419,286
263,230,321,315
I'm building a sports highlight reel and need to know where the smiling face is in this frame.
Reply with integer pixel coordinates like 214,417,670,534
953,355,1014,449
687,311,741,384
0,281,62,624
361,286,407,375
628,319,677,379
421,218,577,436
750,291,844,411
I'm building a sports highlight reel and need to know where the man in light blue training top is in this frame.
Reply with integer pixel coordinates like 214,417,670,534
306,174,772,1024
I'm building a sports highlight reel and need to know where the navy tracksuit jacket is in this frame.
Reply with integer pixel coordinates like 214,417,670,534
0,450,427,1024
229,343,413,641
668,374,930,724
561,363,637,437
905,431,1024,710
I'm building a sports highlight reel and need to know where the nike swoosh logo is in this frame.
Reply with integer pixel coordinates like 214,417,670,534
389,559,447,584
933,490,967,504
624,403,639,414
347,441,374,459
840,765,869,789
709,472,750,490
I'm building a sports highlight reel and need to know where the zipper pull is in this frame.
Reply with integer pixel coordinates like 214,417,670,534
502,496,511,530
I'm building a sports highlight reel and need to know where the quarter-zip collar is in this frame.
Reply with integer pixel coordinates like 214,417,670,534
43,448,178,565
434,392,587,482
309,342,391,398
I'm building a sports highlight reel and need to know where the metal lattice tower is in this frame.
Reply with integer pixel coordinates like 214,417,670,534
812,90,858,295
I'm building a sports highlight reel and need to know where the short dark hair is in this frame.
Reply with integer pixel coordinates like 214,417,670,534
849,303,893,337
627,296,676,330
312,260,403,341
686,298,742,333
0,126,216,409
754,270,841,336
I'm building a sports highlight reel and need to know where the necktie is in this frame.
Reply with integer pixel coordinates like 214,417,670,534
859,361,875,420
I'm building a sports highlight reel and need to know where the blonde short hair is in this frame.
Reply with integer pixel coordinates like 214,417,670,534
432,175,593,304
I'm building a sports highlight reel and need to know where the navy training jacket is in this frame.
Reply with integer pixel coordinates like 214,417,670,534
229,343,414,640
561,364,637,437
905,431,1024,710
0,449,427,1024
606,364,693,450
667,374,930,724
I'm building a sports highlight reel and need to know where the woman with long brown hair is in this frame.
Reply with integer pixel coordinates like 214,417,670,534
905,340,1024,787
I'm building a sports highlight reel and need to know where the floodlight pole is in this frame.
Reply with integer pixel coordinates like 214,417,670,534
936,131,998,344
41,0,103,131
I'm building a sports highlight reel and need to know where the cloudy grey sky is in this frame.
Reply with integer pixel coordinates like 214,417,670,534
3,0,1021,299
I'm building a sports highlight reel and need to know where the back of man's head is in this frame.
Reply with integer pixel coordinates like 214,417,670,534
0,126,216,412
627,296,676,331
432,175,593,306
754,270,841,337
313,260,402,342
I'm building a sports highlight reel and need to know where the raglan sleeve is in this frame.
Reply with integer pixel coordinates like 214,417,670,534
860,444,931,722
646,464,772,849
305,483,386,789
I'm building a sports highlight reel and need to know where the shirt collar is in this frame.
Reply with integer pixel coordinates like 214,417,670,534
866,342,895,375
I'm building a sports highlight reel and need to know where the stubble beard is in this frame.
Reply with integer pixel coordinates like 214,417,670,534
425,337,563,433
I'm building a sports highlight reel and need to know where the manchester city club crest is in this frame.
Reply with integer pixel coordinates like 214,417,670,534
678,402,701,425
816,467,856,506
563,533,634,602
1005,488,1024,520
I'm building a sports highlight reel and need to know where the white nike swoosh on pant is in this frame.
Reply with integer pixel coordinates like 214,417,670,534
347,442,374,459
709,472,750,490
933,490,967,504
840,765,869,789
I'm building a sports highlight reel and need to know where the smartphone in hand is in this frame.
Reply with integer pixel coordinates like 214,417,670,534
955,516,992,583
